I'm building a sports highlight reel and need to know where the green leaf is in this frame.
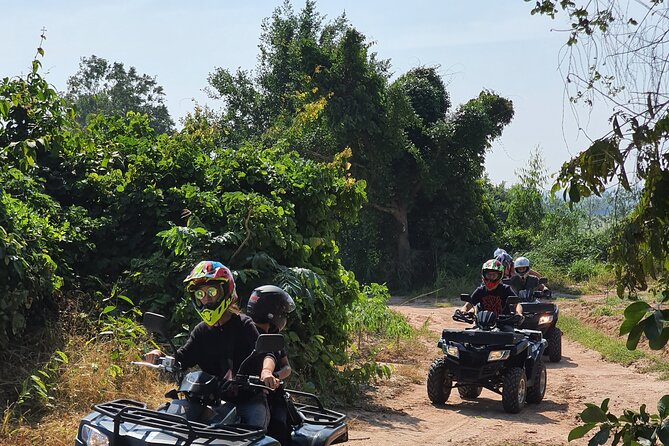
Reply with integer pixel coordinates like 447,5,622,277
581,406,609,423
116,185,125,193
54,350,68,364
621,301,651,335
117,295,134,306
643,310,665,341
658,395,669,418
600,398,610,413
101,305,116,314
648,327,669,350
569,423,597,441
589,425,610,445
657,419,669,445
37,47,44,56
626,322,645,350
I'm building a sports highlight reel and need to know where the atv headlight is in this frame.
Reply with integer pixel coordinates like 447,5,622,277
443,345,459,358
538,314,554,325
487,350,510,362
81,424,110,446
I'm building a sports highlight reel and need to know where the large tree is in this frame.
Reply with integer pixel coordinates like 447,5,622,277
208,2,514,286
65,55,174,134
364,69,513,281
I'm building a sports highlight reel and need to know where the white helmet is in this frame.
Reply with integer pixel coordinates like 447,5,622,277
514,257,530,278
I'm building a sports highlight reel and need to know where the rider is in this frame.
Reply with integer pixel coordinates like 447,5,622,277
459,259,523,329
246,285,296,446
145,261,279,429
493,248,514,279
506,256,550,298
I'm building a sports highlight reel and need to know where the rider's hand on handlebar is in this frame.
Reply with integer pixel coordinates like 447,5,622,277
144,349,163,365
260,368,280,390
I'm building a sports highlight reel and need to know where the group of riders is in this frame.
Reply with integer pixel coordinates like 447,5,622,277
143,250,549,444
459,248,550,327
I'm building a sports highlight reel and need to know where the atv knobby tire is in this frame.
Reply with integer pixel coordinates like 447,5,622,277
502,367,527,413
427,357,452,404
546,327,562,362
458,385,483,399
526,361,546,404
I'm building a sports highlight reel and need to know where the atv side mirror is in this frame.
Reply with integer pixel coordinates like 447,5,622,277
539,277,548,285
255,334,285,353
460,293,471,303
143,312,170,337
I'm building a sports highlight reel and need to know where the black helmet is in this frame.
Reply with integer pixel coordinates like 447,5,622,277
246,285,296,331
476,310,498,329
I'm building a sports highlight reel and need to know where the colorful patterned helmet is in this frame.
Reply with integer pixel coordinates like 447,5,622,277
514,256,531,278
481,259,505,291
184,261,237,326
246,285,296,332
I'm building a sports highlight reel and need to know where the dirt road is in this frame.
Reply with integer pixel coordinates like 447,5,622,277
346,300,665,446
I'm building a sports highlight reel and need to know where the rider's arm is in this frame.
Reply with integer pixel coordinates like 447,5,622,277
277,355,292,380
260,355,279,389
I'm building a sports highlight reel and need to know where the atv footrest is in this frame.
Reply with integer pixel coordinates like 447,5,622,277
93,399,265,444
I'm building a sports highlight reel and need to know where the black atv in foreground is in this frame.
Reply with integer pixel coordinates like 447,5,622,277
514,278,562,362
427,296,547,414
75,312,348,446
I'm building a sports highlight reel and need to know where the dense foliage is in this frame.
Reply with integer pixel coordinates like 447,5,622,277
0,46,382,400
527,1,669,443
208,2,515,288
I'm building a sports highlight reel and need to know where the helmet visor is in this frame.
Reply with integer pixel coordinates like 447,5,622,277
515,266,529,276
483,270,502,282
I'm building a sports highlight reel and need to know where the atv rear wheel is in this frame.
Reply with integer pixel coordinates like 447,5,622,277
546,327,562,362
458,385,482,399
526,361,546,404
427,358,452,404
502,367,527,413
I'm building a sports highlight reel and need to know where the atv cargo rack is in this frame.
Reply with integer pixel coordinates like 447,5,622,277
521,302,558,314
92,399,265,445
286,390,347,425
440,329,525,346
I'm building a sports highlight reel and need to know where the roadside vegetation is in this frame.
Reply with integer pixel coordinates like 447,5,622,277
2,1,668,445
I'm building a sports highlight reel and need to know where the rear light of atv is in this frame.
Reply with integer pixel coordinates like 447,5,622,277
487,350,510,362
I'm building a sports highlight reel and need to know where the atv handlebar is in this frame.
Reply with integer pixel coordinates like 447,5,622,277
453,309,475,324
131,356,179,374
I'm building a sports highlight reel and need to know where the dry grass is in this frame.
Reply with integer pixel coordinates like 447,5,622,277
0,302,174,446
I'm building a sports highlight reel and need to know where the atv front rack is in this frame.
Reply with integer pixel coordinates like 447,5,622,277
93,399,265,445
286,390,347,425
521,302,557,314
441,329,525,346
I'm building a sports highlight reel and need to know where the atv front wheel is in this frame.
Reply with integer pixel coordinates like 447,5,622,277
458,385,482,400
526,361,546,404
502,367,527,413
546,327,562,362
427,358,452,404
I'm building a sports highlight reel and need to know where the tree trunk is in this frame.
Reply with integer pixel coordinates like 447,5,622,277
370,202,412,276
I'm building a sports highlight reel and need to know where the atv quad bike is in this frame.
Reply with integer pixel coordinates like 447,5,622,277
426,296,547,414
75,312,348,446
513,278,562,363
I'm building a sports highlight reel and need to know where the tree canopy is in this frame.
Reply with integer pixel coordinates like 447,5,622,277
66,55,174,134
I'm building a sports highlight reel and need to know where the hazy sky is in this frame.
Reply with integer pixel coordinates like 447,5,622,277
2,0,613,184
